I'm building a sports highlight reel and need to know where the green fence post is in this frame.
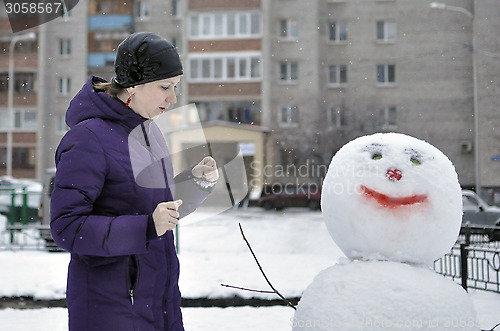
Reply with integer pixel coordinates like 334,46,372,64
9,189,15,244
21,186,28,225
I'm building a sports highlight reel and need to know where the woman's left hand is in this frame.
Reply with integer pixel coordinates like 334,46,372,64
192,156,219,182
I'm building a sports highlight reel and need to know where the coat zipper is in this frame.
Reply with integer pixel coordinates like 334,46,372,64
128,255,139,306
129,288,135,306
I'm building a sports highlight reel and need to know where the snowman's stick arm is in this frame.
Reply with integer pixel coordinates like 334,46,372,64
220,284,274,294
483,322,500,331
237,223,297,310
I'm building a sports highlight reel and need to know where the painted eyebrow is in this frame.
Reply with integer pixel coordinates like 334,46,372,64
362,143,385,152
404,148,421,155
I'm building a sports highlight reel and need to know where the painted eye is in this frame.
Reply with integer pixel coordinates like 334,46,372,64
372,153,382,160
411,157,421,165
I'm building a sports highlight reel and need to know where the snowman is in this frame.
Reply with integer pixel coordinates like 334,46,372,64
292,133,479,330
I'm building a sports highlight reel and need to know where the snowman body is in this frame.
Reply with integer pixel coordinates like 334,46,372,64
292,261,478,331
293,133,479,330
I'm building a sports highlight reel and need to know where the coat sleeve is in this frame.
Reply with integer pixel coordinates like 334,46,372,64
50,126,157,257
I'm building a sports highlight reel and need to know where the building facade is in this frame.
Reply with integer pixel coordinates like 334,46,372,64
0,9,38,179
1,0,499,204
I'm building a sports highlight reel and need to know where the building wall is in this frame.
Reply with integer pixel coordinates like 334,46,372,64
262,0,482,190
474,0,500,201
25,0,500,206
37,1,88,179
0,7,39,178
265,0,324,186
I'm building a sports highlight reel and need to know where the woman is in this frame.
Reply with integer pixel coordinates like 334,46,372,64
50,32,218,331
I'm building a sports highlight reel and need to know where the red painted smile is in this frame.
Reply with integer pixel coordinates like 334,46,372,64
360,185,428,209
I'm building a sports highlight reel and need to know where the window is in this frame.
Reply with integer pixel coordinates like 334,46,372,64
189,53,262,81
227,13,236,36
58,115,69,133
135,1,151,20
328,65,348,86
0,147,35,169
251,13,260,35
0,74,7,92
171,0,181,17
379,106,397,128
95,2,110,14
279,62,298,82
14,109,37,129
0,110,11,129
329,107,346,128
214,13,223,36
280,105,299,127
0,148,5,168
61,1,72,20
250,57,261,78
59,77,71,95
14,40,37,53
59,38,71,56
92,32,128,53
190,15,200,37
280,19,299,40
202,15,210,35
376,21,396,41
377,64,395,84
172,37,182,53
0,73,36,93
189,11,261,39
195,100,261,124
12,147,36,168
328,22,347,42
16,73,36,93
239,13,248,34
280,148,299,168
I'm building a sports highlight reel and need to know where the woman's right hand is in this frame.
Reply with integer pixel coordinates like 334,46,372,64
152,200,183,236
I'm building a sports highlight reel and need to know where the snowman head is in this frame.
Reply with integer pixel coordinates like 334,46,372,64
321,133,462,265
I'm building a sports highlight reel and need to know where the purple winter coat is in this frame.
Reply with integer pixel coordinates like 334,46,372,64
50,77,212,331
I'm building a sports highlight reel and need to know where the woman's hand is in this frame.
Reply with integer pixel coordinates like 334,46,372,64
152,200,183,236
192,156,219,182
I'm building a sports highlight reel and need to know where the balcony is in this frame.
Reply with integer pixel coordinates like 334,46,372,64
193,100,262,126
88,52,116,67
0,92,37,106
0,52,38,70
88,15,133,31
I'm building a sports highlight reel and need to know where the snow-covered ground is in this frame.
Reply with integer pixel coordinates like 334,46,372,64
0,208,499,330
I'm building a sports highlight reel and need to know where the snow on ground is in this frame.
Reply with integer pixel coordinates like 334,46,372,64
0,306,296,331
178,208,342,299
0,208,342,300
0,295,499,331
0,208,499,330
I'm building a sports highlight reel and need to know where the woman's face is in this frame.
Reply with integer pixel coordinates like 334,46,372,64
127,76,181,119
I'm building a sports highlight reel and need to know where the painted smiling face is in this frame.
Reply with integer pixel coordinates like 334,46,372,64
321,133,462,264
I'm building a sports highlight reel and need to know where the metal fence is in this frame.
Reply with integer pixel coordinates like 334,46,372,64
0,223,47,250
434,225,500,293
0,187,41,225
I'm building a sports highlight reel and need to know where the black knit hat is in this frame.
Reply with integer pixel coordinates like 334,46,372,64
112,32,183,88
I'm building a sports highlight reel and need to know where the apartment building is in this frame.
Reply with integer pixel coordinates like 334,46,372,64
264,0,499,203
2,0,499,203
0,10,38,179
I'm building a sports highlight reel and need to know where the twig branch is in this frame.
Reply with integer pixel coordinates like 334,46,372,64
484,322,500,331
233,222,296,310
220,284,275,294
